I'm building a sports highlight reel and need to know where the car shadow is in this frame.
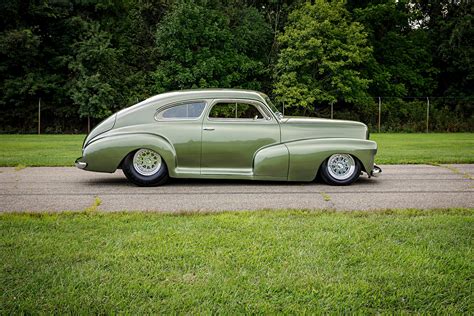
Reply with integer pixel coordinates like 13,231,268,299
85,177,132,186
83,173,377,187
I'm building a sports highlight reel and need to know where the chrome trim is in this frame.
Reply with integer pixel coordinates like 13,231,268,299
75,158,87,170
371,165,382,177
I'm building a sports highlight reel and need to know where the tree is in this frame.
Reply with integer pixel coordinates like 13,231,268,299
69,20,121,126
0,1,72,132
414,0,473,98
351,0,437,98
153,1,272,92
0,0,471,132
273,0,372,112
117,0,171,104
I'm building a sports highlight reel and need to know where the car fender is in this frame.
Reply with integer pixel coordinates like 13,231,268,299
284,138,377,181
253,144,289,179
82,133,177,174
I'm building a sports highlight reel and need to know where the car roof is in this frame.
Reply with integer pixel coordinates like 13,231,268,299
144,88,267,104
116,89,270,120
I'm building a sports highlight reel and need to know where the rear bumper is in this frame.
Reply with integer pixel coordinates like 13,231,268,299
371,165,382,177
75,157,87,170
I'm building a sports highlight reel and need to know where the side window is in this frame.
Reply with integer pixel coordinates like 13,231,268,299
156,102,206,120
208,103,236,119
209,103,264,120
237,103,263,119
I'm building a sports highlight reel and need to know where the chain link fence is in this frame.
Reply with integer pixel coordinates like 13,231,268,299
1,96,473,133
279,97,473,133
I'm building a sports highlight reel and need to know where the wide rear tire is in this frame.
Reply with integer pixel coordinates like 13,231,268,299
122,149,169,186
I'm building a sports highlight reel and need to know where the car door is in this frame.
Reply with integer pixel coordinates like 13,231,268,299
154,100,207,174
200,99,280,174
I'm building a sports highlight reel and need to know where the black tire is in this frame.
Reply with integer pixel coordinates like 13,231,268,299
122,149,169,186
320,154,361,186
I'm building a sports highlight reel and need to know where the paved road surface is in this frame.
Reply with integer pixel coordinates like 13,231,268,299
0,164,473,212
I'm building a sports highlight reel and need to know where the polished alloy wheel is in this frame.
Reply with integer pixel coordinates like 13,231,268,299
132,149,162,176
326,154,356,180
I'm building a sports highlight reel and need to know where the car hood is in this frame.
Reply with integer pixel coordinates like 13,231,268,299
280,116,368,142
282,116,366,127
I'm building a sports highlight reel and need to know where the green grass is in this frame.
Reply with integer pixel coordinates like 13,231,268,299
1,209,472,313
371,133,474,164
0,133,473,166
0,134,83,166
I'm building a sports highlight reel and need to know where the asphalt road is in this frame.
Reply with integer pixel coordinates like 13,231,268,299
0,164,473,212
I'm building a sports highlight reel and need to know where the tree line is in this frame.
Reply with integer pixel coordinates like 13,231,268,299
0,0,472,133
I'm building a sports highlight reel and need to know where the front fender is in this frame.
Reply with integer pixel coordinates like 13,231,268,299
285,138,377,181
253,144,289,179
82,133,176,174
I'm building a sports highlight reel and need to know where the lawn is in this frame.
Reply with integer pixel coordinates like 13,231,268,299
0,134,83,167
0,133,473,166
371,133,474,164
1,209,472,313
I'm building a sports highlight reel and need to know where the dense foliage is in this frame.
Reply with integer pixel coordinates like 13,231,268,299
274,0,372,112
0,0,472,132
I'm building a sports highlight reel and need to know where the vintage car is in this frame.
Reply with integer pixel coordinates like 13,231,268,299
75,89,381,186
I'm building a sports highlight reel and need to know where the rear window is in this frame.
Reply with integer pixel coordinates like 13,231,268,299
156,102,206,120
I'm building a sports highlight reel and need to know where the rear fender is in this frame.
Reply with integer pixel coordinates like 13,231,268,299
82,133,176,174
285,138,377,181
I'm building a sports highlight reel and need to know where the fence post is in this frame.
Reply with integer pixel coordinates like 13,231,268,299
282,101,285,117
87,116,90,133
38,97,41,135
378,96,381,133
330,102,334,119
426,97,430,133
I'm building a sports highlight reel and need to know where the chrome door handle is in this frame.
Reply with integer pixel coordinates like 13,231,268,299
203,127,215,131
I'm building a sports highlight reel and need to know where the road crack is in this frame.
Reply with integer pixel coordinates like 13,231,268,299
431,163,474,180
84,196,102,213
320,192,335,209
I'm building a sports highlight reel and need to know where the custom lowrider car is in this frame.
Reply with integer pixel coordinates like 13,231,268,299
75,89,381,186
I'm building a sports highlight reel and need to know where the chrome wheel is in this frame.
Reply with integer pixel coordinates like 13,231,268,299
132,149,162,176
327,154,356,181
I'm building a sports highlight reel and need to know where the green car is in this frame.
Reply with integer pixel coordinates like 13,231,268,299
75,89,381,186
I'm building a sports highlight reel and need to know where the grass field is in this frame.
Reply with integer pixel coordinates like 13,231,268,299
0,133,473,166
371,133,474,164
0,134,83,167
1,209,472,313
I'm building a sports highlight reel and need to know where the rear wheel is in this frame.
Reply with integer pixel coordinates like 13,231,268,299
320,154,361,186
122,149,169,186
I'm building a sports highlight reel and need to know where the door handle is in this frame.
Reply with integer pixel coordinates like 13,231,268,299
203,127,215,131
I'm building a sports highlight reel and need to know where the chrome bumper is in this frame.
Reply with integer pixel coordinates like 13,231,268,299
371,165,382,177
75,158,87,170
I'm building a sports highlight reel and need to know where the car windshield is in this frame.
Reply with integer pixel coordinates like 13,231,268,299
262,95,283,119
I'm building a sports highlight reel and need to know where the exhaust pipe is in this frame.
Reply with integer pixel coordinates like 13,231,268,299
371,165,382,177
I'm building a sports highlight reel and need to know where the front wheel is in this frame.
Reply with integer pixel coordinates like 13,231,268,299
320,154,361,186
122,149,169,186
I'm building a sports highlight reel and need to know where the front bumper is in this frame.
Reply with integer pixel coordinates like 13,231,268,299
75,157,87,170
371,165,382,177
